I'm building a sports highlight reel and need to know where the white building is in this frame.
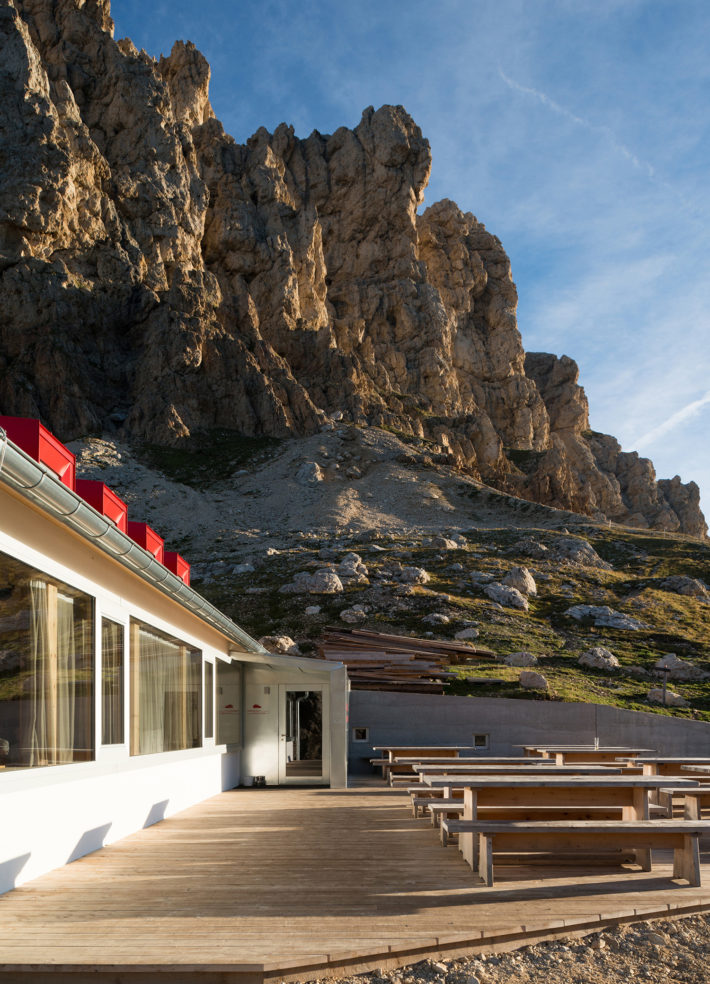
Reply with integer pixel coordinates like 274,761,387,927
0,419,348,896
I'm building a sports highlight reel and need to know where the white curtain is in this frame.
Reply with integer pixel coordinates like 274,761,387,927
22,583,76,765
138,629,180,754
101,620,123,745
56,592,76,763
25,579,49,766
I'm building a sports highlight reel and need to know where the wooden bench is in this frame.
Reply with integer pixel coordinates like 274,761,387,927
427,800,465,826
445,820,709,886
440,807,626,845
659,786,710,823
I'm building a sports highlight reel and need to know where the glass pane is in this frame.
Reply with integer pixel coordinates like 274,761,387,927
204,661,213,739
285,690,322,778
130,619,202,756
0,550,94,770
216,660,241,746
101,619,124,745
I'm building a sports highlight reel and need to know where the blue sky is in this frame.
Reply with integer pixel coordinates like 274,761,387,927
112,0,710,517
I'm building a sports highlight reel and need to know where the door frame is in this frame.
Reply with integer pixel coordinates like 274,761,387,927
278,684,329,785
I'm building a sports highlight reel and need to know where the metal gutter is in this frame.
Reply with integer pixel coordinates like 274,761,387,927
230,648,345,673
0,434,269,657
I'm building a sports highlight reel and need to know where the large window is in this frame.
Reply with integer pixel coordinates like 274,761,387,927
129,619,202,755
0,551,94,770
101,619,124,745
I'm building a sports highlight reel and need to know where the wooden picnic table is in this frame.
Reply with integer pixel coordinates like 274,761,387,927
373,746,474,758
522,745,654,765
421,773,700,869
618,758,710,777
659,785,710,821
393,756,534,765
412,763,623,777
371,746,476,779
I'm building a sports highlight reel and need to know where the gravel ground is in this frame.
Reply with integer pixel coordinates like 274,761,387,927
307,913,710,984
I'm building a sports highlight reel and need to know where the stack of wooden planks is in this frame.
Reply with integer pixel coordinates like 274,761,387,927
316,627,496,693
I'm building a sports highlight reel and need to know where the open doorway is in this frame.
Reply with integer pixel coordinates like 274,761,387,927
279,686,328,783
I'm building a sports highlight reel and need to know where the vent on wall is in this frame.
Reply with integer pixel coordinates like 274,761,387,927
75,479,128,532
126,522,165,564
0,416,76,489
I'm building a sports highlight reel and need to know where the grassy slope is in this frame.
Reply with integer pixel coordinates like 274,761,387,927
128,429,710,722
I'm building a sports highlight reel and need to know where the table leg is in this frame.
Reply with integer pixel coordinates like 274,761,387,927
460,788,476,868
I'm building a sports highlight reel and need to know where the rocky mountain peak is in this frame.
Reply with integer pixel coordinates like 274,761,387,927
0,0,705,537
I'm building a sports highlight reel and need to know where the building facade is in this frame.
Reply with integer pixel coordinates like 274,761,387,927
0,423,347,895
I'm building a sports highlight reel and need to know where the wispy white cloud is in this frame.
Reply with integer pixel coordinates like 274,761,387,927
498,68,655,177
632,391,710,450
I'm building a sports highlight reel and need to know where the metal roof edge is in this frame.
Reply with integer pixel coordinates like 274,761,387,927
0,431,268,657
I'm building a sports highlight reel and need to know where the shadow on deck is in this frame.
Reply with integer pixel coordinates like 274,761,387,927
2,785,710,983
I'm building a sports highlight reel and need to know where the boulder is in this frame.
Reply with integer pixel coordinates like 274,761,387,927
339,605,367,624
551,538,611,570
422,613,450,625
484,583,529,611
279,570,344,594
258,635,300,655
504,651,538,666
501,566,537,597
432,535,459,550
660,575,709,600
648,688,689,707
231,562,255,574
511,538,549,560
565,605,647,631
654,653,710,682
399,566,431,585
519,670,549,691
454,627,480,640
295,462,324,484
304,605,321,615
578,647,621,672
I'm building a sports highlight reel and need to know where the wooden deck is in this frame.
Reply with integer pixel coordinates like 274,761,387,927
3,785,710,983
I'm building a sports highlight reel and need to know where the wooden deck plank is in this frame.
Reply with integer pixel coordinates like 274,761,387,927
2,786,710,980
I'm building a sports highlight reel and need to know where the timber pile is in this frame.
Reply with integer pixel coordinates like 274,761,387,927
316,628,496,693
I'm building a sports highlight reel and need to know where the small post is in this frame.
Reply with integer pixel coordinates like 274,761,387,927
662,667,669,706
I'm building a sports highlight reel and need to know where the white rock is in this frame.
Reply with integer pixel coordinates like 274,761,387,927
279,570,344,594
565,605,646,631
295,461,324,484
231,562,255,574
258,635,300,655
484,582,529,611
519,670,549,691
502,565,537,597
304,605,321,615
339,606,367,624
432,535,459,550
399,566,431,584
505,651,538,666
654,653,710,682
647,687,689,707
578,647,621,672
422,613,450,625
454,627,480,640
552,537,611,569
660,575,709,600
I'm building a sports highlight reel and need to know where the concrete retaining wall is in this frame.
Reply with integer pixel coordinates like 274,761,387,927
348,691,710,772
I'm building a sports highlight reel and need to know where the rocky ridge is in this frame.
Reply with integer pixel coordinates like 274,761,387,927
0,0,705,537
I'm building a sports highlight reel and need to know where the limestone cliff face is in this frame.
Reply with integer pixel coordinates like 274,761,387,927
0,0,705,537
